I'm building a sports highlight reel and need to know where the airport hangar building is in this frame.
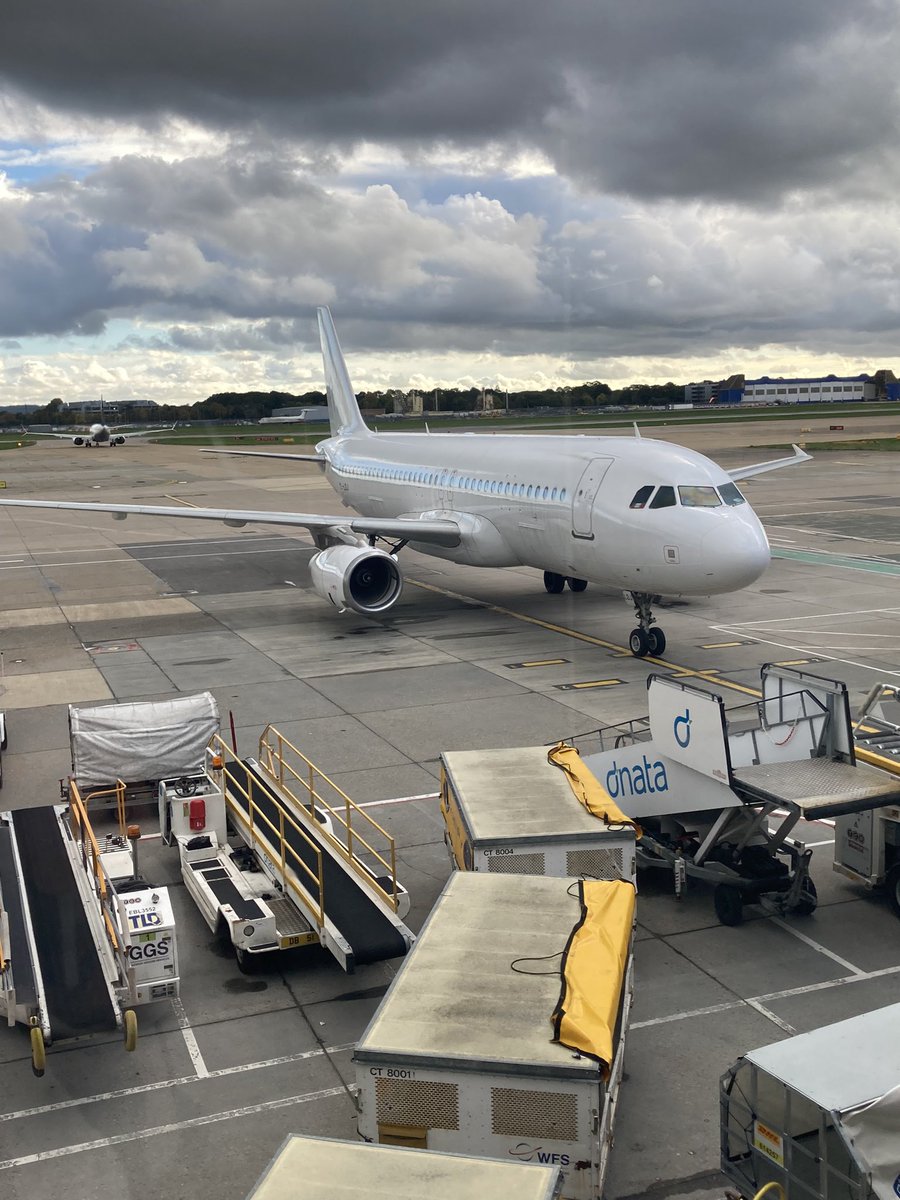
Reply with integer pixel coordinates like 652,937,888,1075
705,368,900,405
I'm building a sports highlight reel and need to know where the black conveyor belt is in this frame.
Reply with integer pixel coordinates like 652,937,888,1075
226,761,407,969
11,807,117,1039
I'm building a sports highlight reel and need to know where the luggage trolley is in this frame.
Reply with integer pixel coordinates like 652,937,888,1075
721,1003,900,1200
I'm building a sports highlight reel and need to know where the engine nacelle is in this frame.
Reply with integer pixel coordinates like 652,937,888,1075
72,436,85,446
113,436,126,445
309,545,402,615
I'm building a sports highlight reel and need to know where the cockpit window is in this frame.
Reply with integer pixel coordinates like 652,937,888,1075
649,485,676,509
630,485,654,509
678,485,721,507
718,482,746,506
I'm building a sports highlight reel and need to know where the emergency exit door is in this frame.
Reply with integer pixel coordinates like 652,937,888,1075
571,458,613,538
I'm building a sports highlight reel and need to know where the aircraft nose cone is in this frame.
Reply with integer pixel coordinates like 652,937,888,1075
702,517,770,590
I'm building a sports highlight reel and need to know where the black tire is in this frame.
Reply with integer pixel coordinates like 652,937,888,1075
543,571,566,594
885,863,900,919
793,875,818,916
713,884,744,926
235,945,254,974
567,577,588,592
629,628,650,657
646,627,667,657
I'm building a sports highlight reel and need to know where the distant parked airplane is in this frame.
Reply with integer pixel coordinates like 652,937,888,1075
0,310,811,655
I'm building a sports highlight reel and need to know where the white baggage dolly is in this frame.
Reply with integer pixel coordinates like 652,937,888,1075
247,1134,562,1200
721,1003,900,1200
354,871,635,1200
440,745,637,883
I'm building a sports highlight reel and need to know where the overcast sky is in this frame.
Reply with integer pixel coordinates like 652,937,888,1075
2,0,900,406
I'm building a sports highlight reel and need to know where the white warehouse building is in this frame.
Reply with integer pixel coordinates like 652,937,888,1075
742,375,874,402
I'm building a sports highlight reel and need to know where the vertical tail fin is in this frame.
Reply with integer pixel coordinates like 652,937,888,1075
317,307,369,437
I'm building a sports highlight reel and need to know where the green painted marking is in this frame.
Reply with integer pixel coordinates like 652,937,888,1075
772,548,900,576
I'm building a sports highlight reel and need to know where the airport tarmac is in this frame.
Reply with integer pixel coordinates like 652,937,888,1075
0,429,898,1200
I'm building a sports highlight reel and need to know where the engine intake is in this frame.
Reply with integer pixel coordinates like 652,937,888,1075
113,436,126,445
309,545,402,615
72,436,85,446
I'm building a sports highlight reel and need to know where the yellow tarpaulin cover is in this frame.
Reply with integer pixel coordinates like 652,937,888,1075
547,742,641,837
551,879,635,1077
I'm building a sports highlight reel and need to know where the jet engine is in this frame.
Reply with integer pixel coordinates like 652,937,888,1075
72,436,85,446
309,544,402,615
113,436,126,446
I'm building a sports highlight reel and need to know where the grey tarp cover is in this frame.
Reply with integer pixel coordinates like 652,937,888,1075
840,1084,900,1200
69,693,220,789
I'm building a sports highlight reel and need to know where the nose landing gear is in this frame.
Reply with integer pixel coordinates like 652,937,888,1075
628,591,666,658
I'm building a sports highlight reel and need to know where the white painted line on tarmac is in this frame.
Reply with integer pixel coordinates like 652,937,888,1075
744,998,796,1035
0,1085,348,1170
171,997,209,1079
0,1041,356,1124
806,839,836,847
358,792,440,809
770,918,866,975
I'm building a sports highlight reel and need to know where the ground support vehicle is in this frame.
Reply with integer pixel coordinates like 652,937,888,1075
0,780,178,1074
161,728,413,973
721,1003,900,1200
834,683,900,916
354,871,635,1200
440,744,636,882
68,692,219,805
247,1134,562,1200
578,665,900,925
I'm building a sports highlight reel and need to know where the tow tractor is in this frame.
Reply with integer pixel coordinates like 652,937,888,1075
0,779,178,1074
833,682,900,916
160,727,414,973
577,665,900,925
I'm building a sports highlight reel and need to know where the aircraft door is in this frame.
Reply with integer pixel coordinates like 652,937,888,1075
571,457,614,539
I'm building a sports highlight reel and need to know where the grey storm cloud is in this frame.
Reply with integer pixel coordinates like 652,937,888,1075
2,0,899,202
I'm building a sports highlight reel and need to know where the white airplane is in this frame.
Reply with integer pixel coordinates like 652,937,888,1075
0,309,810,656
40,403,173,447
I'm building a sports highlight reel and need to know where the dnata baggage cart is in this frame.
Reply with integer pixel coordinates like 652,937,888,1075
354,871,635,1200
440,745,637,883
247,1134,562,1200
721,1003,900,1200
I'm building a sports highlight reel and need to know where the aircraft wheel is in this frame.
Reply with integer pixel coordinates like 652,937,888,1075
123,1008,138,1052
646,628,667,657
30,1025,46,1077
885,863,900,919
792,875,818,917
713,884,744,926
629,628,650,657
543,571,566,594
567,577,588,592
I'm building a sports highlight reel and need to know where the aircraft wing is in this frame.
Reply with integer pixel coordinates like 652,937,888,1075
201,448,326,464
114,426,174,437
727,443,812,481
0,498,462,547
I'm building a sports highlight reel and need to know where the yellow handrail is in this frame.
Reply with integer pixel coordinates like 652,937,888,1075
82,779,128,836
207,735,326,929
68,781,125,959
257,725,400,913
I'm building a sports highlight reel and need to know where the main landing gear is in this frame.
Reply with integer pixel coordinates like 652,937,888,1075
628,591,666,659
543,571,588,594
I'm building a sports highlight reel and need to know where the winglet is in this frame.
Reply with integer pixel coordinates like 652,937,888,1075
317,307,369,438
633,422,642,439
728,443,813,482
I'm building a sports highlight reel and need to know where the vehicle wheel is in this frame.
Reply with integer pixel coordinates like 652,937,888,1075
793,875,818,916
235,945,255,974
713,884,744,926
646,628,667,657
543,571,566,594
30,1025,46,1077
885,863,900,919
567,577,588,592
123,1008,138,1052
629,628,650,657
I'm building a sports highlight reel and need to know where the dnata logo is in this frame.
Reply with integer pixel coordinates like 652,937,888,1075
606,754,669,798
509,1143,570,1167
673,708,691,748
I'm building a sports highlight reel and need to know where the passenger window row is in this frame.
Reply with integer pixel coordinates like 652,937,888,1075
629,482,745,509
343,463,567,502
